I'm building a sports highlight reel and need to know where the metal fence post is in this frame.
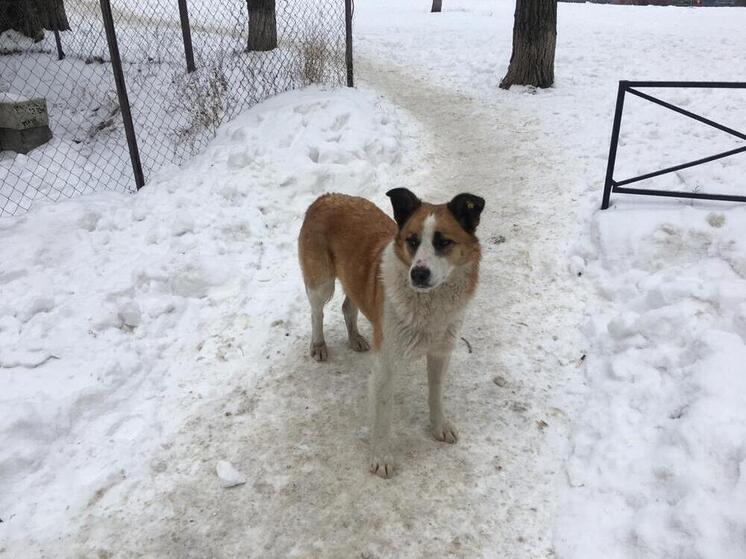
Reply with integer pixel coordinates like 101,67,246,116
53,30,65,60
50,7,65,60
99,0,145,190
601,81,627,210
345,0,353,87
178,0,196,73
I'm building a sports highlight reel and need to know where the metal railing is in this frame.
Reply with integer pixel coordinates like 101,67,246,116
601,81,746,209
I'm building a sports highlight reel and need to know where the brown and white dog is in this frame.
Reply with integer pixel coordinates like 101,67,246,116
298,188,484,477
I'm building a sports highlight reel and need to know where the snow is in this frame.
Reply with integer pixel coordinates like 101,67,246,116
2,0,746,557
0,0,344,215
216,460,247,488
558,206,746,559
0,92,28,103
0,85,419,553
358,1,746,555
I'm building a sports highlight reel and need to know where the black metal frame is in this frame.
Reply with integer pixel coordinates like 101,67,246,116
100,0,145,190
178,0,196,73
601,81,746,210
345,0,354,87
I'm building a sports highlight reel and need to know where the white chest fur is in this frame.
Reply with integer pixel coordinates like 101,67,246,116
380,243,473,359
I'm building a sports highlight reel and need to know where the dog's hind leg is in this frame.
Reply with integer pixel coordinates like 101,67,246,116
306,280,334,362
299,222,335,362
342,296,370,352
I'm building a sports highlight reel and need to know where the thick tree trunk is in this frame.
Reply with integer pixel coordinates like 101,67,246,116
499,0,557,90
37,0,70,31
247,0,277,52
0,0,70,41
431,0,443,12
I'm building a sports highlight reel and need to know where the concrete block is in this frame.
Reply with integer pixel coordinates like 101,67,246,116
0,95,52,153
0,96,50,129
0,125,53,154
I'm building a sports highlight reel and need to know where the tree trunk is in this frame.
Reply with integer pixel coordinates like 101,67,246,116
37,0,70,31
499,0,557,90
247,0,277,52
431,0,443,12
0,0,70,41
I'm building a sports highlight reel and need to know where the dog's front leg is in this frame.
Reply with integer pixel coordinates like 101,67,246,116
369,351,395,478
427,352,458,444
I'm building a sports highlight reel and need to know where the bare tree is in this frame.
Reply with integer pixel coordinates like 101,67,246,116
37,0,69,30
247,0,277,52
0,0,69,42
431,0,443,12
499,0,556,90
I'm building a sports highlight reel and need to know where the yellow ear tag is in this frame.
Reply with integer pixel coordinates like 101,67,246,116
466,201,475,209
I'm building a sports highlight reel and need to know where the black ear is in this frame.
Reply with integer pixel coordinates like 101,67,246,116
386,188,421,229
447,193,485,234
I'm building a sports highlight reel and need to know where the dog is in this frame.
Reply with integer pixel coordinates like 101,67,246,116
298,188,484,478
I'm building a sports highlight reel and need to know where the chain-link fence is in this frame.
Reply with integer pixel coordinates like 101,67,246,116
0,0,351,217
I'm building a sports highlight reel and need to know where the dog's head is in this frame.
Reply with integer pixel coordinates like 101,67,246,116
386,188,485,293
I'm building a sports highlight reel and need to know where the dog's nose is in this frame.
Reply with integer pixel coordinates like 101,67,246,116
410,266,431,287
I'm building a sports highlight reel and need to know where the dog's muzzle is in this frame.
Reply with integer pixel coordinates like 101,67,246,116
410,266,431,289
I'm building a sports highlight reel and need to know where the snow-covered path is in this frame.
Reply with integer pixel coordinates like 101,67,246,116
64,53,587,559
354,58,588,553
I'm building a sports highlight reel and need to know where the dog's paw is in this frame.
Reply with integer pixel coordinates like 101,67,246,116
348,333,370,352
310,341,328,362
369,455,395,479
432,420,458,444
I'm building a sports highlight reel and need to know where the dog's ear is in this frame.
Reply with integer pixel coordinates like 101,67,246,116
386,188,421,229
447,193,485,234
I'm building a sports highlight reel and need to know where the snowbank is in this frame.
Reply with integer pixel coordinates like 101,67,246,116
548,5,746,559
558,205,746,559
0,85,419,553
0,0,345,216
358,1,746,556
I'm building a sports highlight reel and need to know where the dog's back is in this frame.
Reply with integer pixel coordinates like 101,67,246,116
298,194,396,358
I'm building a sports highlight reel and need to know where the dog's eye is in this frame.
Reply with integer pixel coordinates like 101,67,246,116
433,234,453,251
406,234,420,251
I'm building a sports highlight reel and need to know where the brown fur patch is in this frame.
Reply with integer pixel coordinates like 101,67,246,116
298,193,481,350
393,204,481,294
299,194,396,345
